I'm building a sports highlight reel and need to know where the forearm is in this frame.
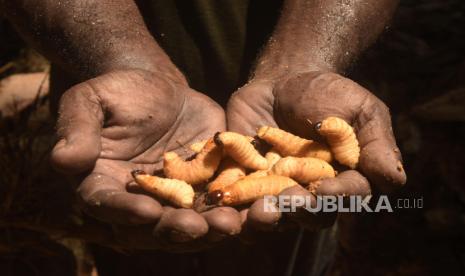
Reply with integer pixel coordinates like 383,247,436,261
254,0,398,80
1,0,185,82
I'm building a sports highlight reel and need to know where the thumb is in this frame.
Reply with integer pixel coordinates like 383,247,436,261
51,83,103,174
355,97,407,193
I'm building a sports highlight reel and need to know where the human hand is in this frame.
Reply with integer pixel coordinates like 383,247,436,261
227,71,406,231
51,69,241,251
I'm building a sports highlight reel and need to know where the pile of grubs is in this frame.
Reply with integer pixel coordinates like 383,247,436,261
131,117,360,211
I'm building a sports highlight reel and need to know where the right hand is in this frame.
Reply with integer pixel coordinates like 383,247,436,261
227,71,406,232
51,69,242,251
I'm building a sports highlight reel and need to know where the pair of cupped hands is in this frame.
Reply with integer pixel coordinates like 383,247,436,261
51,68,406,251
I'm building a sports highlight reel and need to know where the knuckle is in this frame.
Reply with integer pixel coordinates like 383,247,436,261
376,98,390,115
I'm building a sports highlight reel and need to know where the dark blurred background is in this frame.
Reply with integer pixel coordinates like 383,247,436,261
1,0,464,275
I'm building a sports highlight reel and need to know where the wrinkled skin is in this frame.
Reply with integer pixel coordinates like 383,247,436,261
2,0,404,254
50,69,241,251
227,71,407,230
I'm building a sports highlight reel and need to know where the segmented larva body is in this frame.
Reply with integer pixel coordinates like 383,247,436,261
265,149,282,168
271,156,336,183
245,136,256,143
212,175,298,206
246,170,269,178
190,136,253,154
257,126,333,163
214,132,268,170
316,117,360,169
163,138,222,185
208,158,246,193
246,149,282,178
132,170,194,208
189,139,209,153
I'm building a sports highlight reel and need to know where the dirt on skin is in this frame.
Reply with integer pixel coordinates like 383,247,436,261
1,0,465,275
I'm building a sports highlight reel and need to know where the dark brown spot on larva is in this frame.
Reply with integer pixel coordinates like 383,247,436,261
251,137,272,153
213,132,223,146
206,190,224,205
250,138,258,147
131,169,146,178
396,161,404,172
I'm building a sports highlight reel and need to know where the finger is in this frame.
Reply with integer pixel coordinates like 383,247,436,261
355,97,407,192
281,171,369,230
308,170,371,197
246,198,281,231
154,208,209,243
51,83,103,173
78,173,163,225
273,72,356,139
274,72,406,191
201,207,242,242
227,82,276,135
237,209,257,244
169,90,227,149
279,185,336,230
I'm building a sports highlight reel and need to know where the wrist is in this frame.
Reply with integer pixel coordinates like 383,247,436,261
251,59,334,86
252,53,335,83
95,40,187,86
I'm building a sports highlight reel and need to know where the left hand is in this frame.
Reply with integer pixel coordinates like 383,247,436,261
227,71,406,231
50,69,242,251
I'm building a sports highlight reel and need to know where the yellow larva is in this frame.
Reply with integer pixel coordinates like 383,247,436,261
132,170,194,208
246,149,282,178
209,175,298,206
315,117,360,169
257,126,333,162
214,132,268,170
189,139,209,153
208,158,246,193
270,156,336,183
191,136,254,154
163,138,222,185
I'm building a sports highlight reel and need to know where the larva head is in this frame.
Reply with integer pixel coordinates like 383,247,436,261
214,132,246,147
315,117,347,134
131,169,147,178
131,169,153,186
206,190,224,205
213,132,223,147
250,136,271,154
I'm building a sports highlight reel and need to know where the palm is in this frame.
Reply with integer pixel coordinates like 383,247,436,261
227,71,406,230
52,69,240,250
